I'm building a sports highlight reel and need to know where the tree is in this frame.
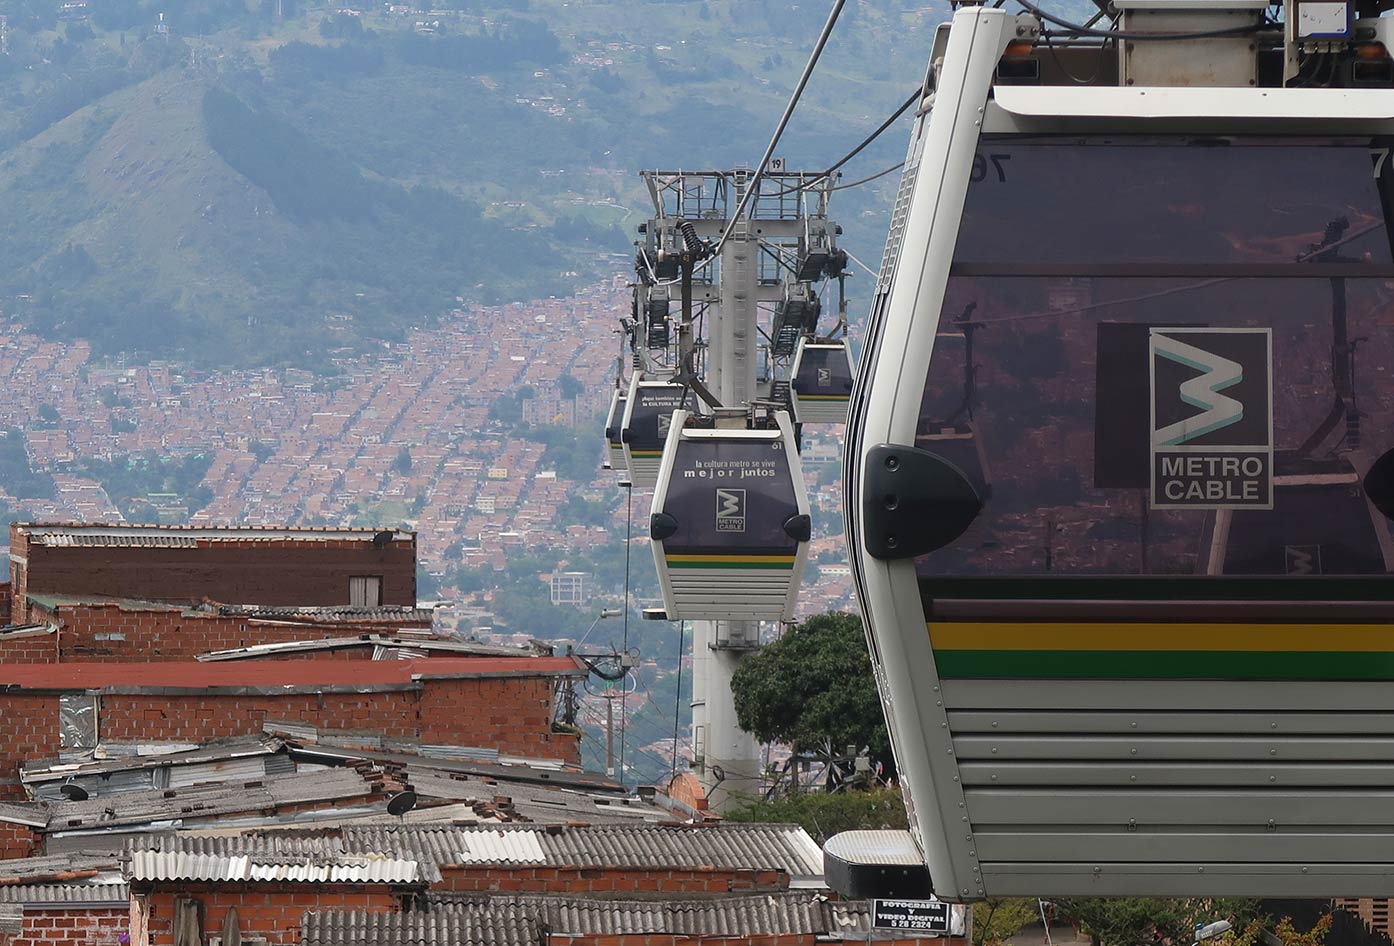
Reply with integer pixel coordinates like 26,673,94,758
726,787,907,843
394,446,413,475
36,404,59,424
730,611,893,772
1055,898,1264,946
974,899,1039,946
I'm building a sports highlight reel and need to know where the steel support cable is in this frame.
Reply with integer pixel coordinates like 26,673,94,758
761,86,922,198
709,0,849,260
618,483,633,788
671,621,685,780
829,160,905,191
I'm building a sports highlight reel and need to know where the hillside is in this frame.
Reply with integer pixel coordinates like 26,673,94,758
0,0,942,366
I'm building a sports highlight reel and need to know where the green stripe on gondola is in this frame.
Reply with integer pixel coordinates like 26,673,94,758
666,555,796,569
934,649,1394,680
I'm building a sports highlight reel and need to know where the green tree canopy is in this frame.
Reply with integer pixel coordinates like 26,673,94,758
1056,898,1263,946
726,786,906,844
730,611,893,772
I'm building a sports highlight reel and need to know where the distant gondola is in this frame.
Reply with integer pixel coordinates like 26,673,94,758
620,374,697,489
603,388,628,482
790,337,854,425
650,409,811,622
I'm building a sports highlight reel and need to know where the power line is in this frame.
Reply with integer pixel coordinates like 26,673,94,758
710,0,848,258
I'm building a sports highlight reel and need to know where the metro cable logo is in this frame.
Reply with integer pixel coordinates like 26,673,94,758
715,488,746,533
1149,327,1273,510
1151,335,1245,446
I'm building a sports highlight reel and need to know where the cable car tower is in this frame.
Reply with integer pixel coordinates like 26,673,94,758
614,166,847,809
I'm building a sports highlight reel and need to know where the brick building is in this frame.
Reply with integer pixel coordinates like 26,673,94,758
8,524,418,623
0,657,585,799
120,825,957,946
0,595,436,663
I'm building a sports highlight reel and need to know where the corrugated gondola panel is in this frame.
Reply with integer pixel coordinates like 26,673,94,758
940,672,1394,893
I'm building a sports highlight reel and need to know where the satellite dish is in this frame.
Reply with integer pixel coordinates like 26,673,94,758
60,781,89,801
372,530,395,548
386,791,417,816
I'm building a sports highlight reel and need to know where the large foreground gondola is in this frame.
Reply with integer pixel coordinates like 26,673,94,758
650,410,811,622
838,3,1394,901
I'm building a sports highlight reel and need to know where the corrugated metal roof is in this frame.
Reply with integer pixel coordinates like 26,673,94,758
0,883,131,906
128,848,419,884
338,824,823,876
302,905,539,946
27,741,286,802
17,524,414,547
0,801,48,828
300,893,914,945
203,604,436,624
0,623,55,639
0,852,122,883
0,656,584,692
198,636,528,662
46,768,380,832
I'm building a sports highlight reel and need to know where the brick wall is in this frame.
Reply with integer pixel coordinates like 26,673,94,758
438,866,790,895
419,677,580,759
0,674,578,798
11,528,416,621
143,884,397,946
0,819,39,858
0,694,60,799
27,601,427,662
12,908,127,946
0,582,12,625
0,631,57,664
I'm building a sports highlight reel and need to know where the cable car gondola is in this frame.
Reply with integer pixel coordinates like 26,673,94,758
837,2,1394,902
650,409,811,622
603,388,628,481
790,337,855,425
620,375,698,489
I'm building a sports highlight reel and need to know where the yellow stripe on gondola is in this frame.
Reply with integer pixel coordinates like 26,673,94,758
666,554,797,564
930,622,1394,652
